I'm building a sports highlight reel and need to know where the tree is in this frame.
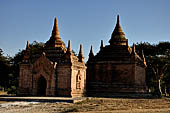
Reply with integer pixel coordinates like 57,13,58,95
7,41,45,94
135,42,156,92
148,56,169,95
0,48,11,91
135,42,170,97
9,49,25,94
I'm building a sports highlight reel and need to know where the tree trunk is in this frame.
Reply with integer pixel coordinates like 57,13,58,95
158,79,162,96
165,85,169,96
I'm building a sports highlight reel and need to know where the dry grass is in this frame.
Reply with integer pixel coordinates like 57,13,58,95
60,97,170,112
1,97,170,113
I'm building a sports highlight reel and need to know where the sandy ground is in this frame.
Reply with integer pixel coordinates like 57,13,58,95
0,91,7,95
1,97,170,113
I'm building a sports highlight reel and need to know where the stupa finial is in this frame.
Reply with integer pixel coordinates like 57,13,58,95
109,15,127,45
51,17,60,39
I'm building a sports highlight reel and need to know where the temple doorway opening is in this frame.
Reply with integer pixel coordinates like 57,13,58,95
37,76,47,96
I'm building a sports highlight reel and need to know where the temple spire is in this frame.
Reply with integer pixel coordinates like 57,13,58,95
109,15,127,45
51,17,60,39
45,17,65,48
113,15,124,36
23,40,30,62
78,44,84,63
67,40,72,53
26,40,29,50
100,40,103,49
117,15,120,27
65,40,73,60
79,44,83,56
90,45,94,54
89,45,94,58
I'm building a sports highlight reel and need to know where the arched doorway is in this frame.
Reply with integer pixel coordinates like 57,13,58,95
37,76,47,96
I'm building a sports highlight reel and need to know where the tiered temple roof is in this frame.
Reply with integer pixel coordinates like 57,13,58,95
88,15,146,67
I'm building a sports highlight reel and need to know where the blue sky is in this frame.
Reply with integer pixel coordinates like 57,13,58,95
0,0,170,61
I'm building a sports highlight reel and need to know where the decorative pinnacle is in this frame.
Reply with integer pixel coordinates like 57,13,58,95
79,44,83,57
67,40,72,52
51,17,60,39
26,40,29,49
100,40,103,49
89,45,94,57
78,44,84,63
90,45,93,53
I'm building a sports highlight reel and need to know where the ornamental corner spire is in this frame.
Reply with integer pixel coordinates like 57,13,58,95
26,40,29,50
78,44,83,57
100,40,103,49
67,40,72,53
78,44,84,63
89,45,94,58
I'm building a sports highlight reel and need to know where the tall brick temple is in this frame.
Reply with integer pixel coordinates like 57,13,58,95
86,15,147,96
18,18,86,97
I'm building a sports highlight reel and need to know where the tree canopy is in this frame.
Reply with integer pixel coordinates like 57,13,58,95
135,41,170,96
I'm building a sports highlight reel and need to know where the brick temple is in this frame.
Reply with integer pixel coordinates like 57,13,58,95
19,15,147,97
86,15,147,96
18,18,86,97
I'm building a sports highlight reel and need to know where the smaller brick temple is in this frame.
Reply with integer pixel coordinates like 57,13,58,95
86,15,147,96
18,18,86,97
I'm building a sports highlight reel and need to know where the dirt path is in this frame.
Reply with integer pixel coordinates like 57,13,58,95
1,97,170,113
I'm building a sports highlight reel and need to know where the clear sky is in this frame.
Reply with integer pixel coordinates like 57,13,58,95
0,0,170,61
